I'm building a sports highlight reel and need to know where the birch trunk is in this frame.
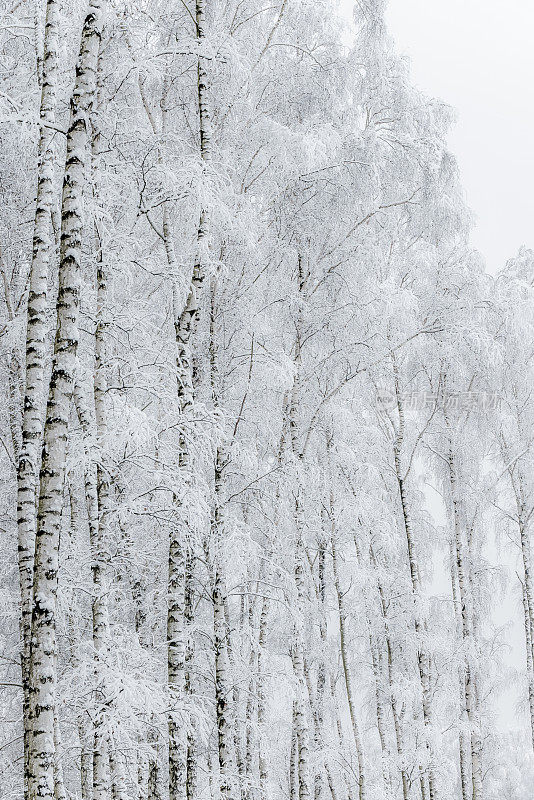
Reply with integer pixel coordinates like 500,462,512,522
28,4,104,800
291,531,312,800
499,426,534,752
67,484,94,800
349,527,389,791
144,81,190,800
244,583,260,798
135,30,210,800
90,59,115,800
447,439,483,800
313,536,327,800
210,310,236,800
368,543,409,800
80,721,93,800
392,369,436,800
225,596,246,797
168,533,187,800
287,256,312,800
17,1,59,791
53,715,67,800
137,66,192,800
292,639,312,800
289,702,299,800
515,472,534,751
449,538,470,800
521,577,534,749
213,557,235,800
165,0,214,789
369,627,393,796
257,591,271,797
328,674,354,800
330,528,365,800
342,485,389,797
109,734,129,800
149,754,163,800
184,551,198,800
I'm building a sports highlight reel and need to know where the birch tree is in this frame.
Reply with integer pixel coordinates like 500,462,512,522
29,4,104,799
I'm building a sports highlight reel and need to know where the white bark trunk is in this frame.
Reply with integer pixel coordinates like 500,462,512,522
368,543,410,800
449,538,470,800
447,438,483,800
257,591,270,797
331,529,365,800
159,0,215,789
213,561,235,800
392,368,436,800
109,733,129,800
17,1,59,791
286,255,313,800
521,577,534,750
90,60,114,800
53,715,67,800
28,5,104,800
289,702,299,800
168,531,187,800
291,636,312,800
515,469,534,751
185,551,198,800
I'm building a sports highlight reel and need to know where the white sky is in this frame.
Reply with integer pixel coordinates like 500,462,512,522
342,0,534,275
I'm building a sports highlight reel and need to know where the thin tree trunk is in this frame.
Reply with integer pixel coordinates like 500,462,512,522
168,532,187,800
226,595,246,796
313,537,327,800
53,715,67,800
330,528,365,800
520,577,534,749
291,640,312,800
67,483,94,800
328,674,354,800
185,550,198,800
79,721,93,800
213,554,235,800
109,734,129,800
136,35,206,800
289,702,299,800
149,754,163,800
210,331,236,800
515,475,534,751
146,81,189,800
369,633,393,796
449,537,470,800
500,427,534,753
286,254,313,800
447,441,482,800
518,511,534,661
91,59,114,800
163,0,214,791
392,367,436,800
368,544,410,800
257,590,271,797
350,523,390,794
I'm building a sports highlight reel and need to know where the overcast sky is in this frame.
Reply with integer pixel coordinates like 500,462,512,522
343,0,534,275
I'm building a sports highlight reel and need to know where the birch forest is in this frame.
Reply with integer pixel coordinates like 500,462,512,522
1,1,534,799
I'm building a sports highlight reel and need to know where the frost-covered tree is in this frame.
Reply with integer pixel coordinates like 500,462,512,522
0,2,533,800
